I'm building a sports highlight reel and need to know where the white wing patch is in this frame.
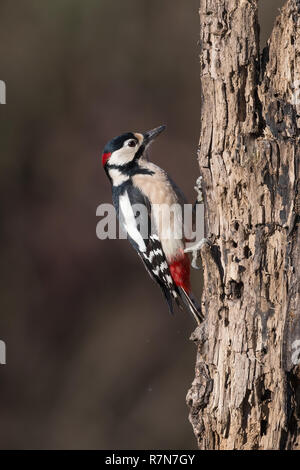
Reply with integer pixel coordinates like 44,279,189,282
119,191,146,252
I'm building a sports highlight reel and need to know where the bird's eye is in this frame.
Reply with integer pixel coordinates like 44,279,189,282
127,140,136,147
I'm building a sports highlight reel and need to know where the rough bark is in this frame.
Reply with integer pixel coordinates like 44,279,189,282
187,0,300,450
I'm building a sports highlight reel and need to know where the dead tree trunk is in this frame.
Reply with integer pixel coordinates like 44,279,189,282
187,0,300,450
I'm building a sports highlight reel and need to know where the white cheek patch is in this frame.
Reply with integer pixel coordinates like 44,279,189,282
108,169,129,186
108,143,140,166
119,191,146,252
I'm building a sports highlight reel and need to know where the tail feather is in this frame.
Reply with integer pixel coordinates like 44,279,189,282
179,288,204,325
162,286,183,316
162,287,175,315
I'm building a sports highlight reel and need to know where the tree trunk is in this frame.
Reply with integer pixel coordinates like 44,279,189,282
187,0,300,450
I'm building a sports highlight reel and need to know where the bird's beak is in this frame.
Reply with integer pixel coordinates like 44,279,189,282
143,125,166,146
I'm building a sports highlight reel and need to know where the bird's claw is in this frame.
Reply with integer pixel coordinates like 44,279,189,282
194,176,204,204
184,238,212,269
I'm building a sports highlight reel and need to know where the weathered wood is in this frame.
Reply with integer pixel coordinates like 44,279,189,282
187,0,300,449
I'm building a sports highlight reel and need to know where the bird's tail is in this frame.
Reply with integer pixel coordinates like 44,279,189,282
178,288,204,325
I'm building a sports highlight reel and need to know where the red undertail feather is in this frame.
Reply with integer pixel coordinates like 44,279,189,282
169,253,191,293
170,253,204,324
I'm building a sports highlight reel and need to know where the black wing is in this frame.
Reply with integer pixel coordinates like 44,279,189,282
137,234,181,314
113,182,181,314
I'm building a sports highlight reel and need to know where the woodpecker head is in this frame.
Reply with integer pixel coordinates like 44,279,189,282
101,125,166,170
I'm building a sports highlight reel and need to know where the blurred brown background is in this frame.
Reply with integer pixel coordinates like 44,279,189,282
0,0,285,450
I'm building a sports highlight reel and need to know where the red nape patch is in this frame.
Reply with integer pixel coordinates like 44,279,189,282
102,152,111,166
169,254,191,293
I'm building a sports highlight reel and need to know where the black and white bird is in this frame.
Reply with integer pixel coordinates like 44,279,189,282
101,125,204,325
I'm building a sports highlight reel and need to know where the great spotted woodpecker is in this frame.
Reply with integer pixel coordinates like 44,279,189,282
101,125,204,325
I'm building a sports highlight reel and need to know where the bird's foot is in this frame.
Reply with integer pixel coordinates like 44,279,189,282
194,176,204,204
184,238,212,269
